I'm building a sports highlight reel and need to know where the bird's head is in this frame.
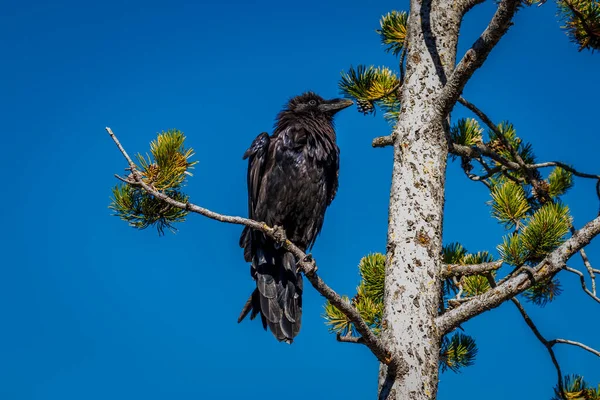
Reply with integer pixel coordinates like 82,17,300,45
286,92,354,119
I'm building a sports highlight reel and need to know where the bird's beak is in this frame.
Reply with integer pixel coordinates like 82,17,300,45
319,98,354,114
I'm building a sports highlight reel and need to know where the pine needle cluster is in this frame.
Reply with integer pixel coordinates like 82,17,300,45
443,243,495,298
553,375,600,399
109,129,197,235
558,0,600,51
338,11,406,123
323,253,384,336
324,252,478,373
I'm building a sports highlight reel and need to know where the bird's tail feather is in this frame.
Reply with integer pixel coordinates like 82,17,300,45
238,246,302,343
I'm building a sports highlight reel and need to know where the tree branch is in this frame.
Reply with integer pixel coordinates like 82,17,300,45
441,261,503,278
105,127,401,369
562,0,600,50
436,0,521,117
451,142,600,191
436,214,600,334
563,266,600,304
457,97,600,181
372,134,395,148
336,332,365,344
549,338,600,358
510,297,565,397
455,0,486,16
457,97,552,200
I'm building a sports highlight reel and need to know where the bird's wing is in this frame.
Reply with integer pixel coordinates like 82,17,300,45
239,132,270,261
327,149,340,205
243,132,270,219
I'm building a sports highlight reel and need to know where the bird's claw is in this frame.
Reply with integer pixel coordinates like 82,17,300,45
272,225,287,246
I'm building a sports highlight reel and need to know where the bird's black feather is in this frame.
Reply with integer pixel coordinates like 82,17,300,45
238,92,351,343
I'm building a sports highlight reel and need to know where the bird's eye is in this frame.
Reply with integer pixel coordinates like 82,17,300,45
308,99,317,106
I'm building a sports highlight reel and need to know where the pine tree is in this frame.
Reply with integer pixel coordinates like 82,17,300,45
106,1,600,398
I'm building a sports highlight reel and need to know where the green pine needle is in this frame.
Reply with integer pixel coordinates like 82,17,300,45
109,129,196,235
136,129,197,191
548,167,574,198
440,333,478,373
323,296,354,336
443,243,468,264
558,0,600,51
358,253,386,303
462,251,495,296
450,118,483,147
323,253,386,337
490,180,531,229
442,246,494,297
376,11,408,55
487,122,537,177
461,275,492,296
552,375,600,400
520,202,571,261
110,184,189,235
522,277,563,307
339,65,400,117
498,234,528,267
355,284,384,334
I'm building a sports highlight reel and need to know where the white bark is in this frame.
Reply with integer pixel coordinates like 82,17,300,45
378,1,460,398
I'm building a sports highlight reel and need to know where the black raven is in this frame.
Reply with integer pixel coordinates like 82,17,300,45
238,92,353,343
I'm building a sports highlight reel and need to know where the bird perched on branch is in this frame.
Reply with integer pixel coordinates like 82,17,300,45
238,92,353,343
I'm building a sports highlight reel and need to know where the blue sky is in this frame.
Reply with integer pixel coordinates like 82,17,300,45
1,0,599,398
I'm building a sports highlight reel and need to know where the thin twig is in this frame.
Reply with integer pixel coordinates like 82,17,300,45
511,297,565,397
571,226,597,295
456,97,600,203
529,161,600,180
106,127,400,369
563,266,600,304
451,142,600,186
485,274,566,395
457,97,548,200
549,339,600,358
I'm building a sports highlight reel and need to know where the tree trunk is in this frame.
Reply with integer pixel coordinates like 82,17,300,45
379,1,460,398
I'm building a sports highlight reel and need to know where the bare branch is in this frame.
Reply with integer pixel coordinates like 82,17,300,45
106,127,137,169
511,297,565,396
528,161,600,180
484,273,567,395
451,142,520,170
451,142,600,186
549,339,600,358
105,127,401,370
563,266,600,304
457,96,499,135
572,226,597,295
455,0,486,16
436,0,521,117
442,261,502,278
373,134,395,148
436,215,600,334
337,332,365,344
